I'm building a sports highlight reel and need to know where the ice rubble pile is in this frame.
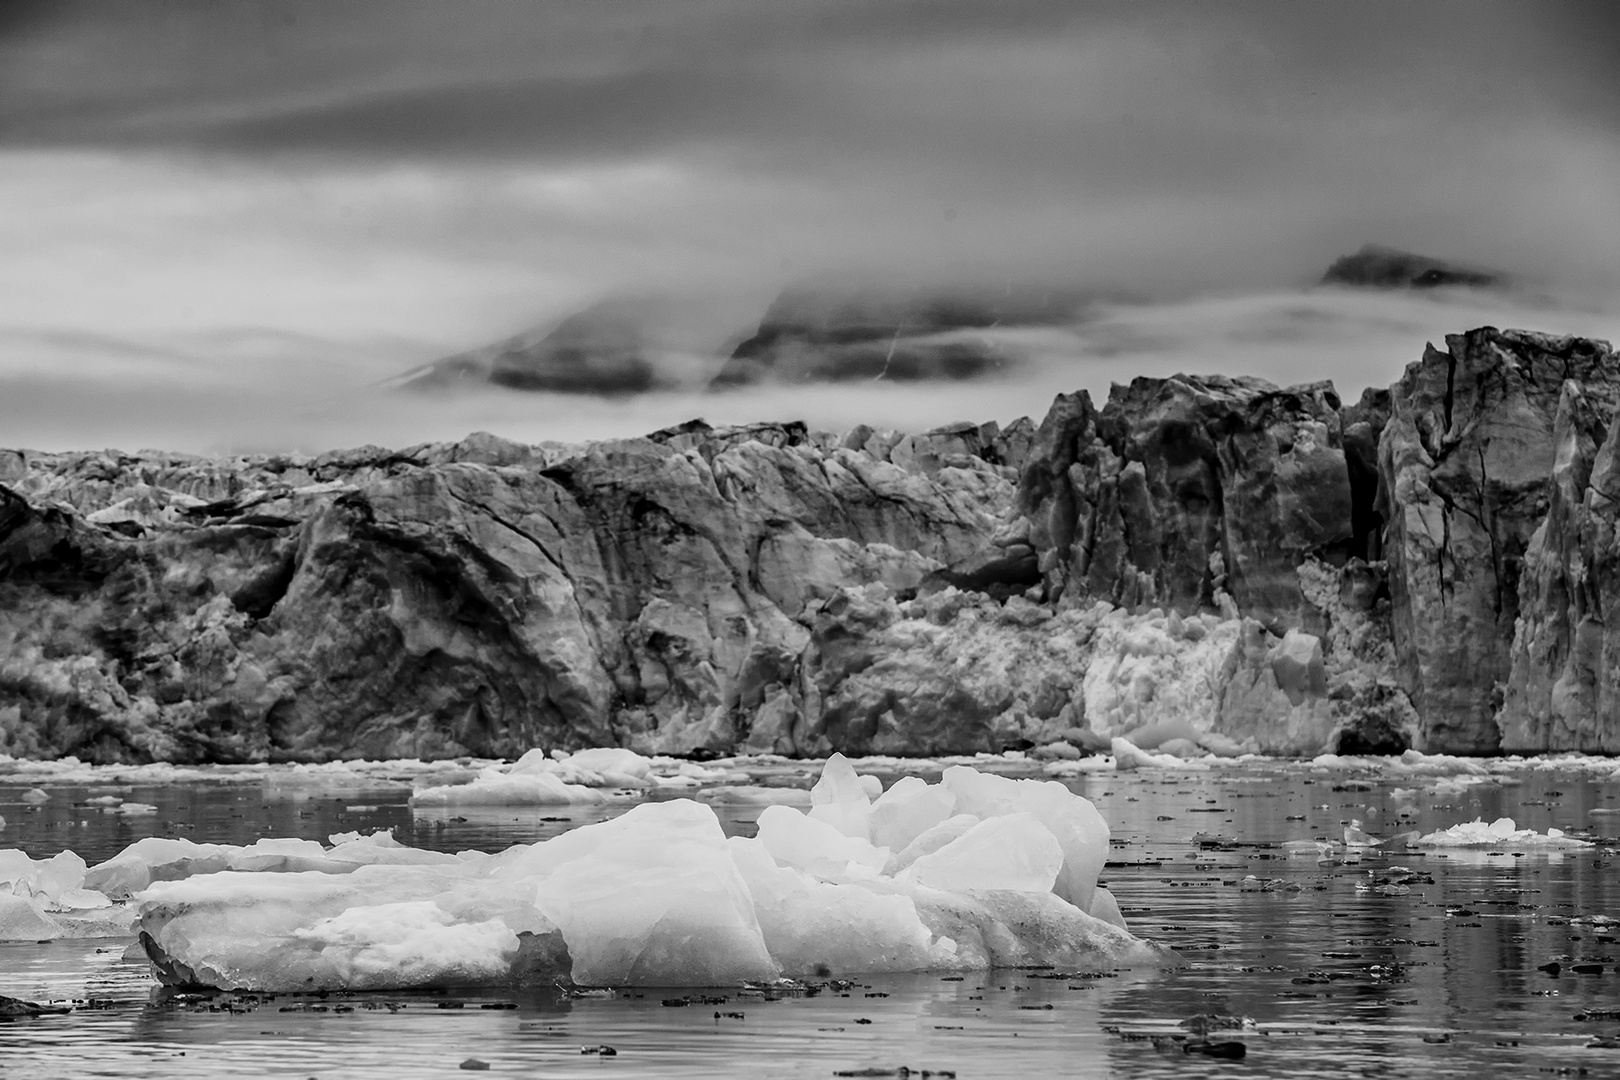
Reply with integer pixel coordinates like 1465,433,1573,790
126,755,1157,990
409,747,729,806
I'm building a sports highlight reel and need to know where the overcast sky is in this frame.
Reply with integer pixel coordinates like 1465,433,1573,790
2,0,1617,453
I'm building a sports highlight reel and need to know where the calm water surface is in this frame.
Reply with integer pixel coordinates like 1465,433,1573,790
2,758,1619,1079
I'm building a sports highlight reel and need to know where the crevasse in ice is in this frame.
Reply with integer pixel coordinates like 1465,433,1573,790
124,754,1159,990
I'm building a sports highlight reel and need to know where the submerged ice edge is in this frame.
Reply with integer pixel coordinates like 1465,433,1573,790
3,755,1170,991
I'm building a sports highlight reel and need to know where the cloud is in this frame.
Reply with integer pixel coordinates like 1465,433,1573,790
0,2,1616,451
5,287,1616,458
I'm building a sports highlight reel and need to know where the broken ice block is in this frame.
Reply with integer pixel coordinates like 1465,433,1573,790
807,752,874,840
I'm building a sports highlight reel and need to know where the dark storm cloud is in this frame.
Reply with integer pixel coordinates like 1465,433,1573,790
4,0,1617,159
5,0,1616,294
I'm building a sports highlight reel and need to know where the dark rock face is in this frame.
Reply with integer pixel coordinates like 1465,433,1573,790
1379,329,1620,753
1320,244,1504,290
484,297,661,394
1020,375,1356,632
710,284,1084,387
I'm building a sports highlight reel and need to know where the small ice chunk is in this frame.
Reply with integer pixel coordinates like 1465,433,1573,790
1087,886,1127,930
1,850,87,905
511,747,654,789
903,812,1063,894
20,788,48,804
410,770,608,807
0,893,62,940
0,850,126,940
1413,817,1593,849
1111,737,1185,771
907,888,1165,970
807,753,873,841
695,785,812,806
1343,821,1380,847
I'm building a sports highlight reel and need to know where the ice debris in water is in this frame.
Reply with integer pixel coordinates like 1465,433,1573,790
408,747,730,806
1412,817,1593,849
120,754,1160,990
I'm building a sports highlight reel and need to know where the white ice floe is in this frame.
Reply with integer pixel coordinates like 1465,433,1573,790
694,784,812,805
123,755,1158,990
82,831,465,899
1111,736,1209,772
0,849,129,940
1412,817,1593,850
1309,749,1493,776
407,748,735,806
409,769,609,807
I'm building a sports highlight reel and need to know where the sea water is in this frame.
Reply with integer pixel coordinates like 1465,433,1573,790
2,755,1619,1078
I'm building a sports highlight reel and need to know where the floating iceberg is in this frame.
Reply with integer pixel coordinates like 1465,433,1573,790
0,849,132,940
1111,736,1209,771
1413,817,1593,849
409,770,610,807
407,747,728,806
126,755,1161,990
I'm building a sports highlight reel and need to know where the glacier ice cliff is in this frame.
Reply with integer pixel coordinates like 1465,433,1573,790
2,326,1617,760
